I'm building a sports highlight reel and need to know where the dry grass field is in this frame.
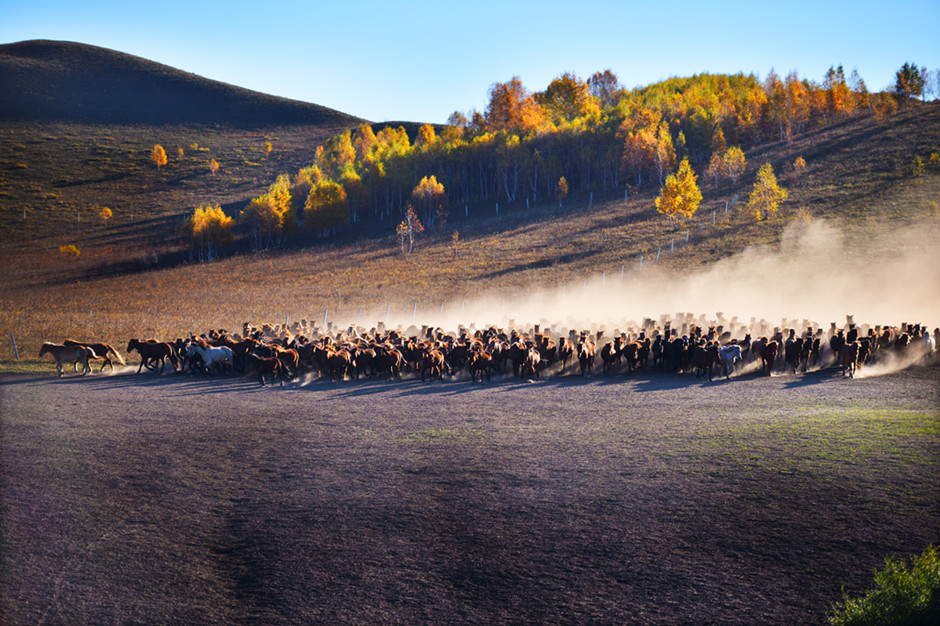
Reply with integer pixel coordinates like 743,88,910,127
1,363,938,624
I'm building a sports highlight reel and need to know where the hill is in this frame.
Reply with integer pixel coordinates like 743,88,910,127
0,40,363,127
0,43,938,358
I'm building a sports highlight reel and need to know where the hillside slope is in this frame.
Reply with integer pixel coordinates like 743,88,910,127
0,40,363,127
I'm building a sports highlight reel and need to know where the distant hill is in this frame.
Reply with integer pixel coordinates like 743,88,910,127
0,40,364,127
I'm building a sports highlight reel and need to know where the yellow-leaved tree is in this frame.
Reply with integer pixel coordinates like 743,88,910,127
240,174,295,249
411,175,446,229
746,163,788,220
556,176,568,207
304,179,348,237
180,204,233,262
722,146,746,184
655,158,702,226
151,144,167,170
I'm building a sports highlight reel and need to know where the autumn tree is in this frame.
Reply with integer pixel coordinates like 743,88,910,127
353,123,377,159
746,163,788,220
655,158,702,226
588,70,621,108
654,122,676,185
180,204,233,262
209,158,220,175
411,175,446,229
240,174,295,249
711,125,727,156
151,144,167,170
556,176,568,207
722,146,746,184
872,92,898,121
396,205,424,254
485,77,545,133
536,72,600,125
98,207,112,221
705,151,723,189
790,156,807,182
304,179,348,236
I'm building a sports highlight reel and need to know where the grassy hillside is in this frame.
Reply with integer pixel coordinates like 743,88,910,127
0,40,363,127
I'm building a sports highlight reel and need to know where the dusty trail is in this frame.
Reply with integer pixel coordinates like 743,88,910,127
1,365,938,624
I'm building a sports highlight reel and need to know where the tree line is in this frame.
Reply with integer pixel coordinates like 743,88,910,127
174,62,935,259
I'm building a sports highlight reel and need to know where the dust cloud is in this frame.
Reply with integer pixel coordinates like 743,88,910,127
381,218,940,340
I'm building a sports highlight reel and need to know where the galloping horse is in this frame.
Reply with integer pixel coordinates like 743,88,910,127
127,338,175,374
39,342,93,376
64,339,125,372
186,342,234,375
718,344,742,379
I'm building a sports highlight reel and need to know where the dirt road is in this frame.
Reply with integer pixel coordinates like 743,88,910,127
2,365,938,624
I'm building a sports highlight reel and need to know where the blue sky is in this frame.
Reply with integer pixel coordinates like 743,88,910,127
2,0,938,123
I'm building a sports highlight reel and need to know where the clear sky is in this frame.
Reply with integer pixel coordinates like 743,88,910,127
2,0,938,124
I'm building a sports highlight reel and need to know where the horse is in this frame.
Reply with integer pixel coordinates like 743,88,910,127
245,353,283,386
127,338,175,374
39,342,93,376
841,342,859,378
521,346,541,379
469,350,493,382
420,349,447,382
761,340,778,376
577,338,595,376
718,344,742,379
556,338,574,373
186,342,234,375
64,339,125,372
692,343,718,380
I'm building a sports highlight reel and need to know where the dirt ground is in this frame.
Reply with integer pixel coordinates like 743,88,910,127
1,364,938,624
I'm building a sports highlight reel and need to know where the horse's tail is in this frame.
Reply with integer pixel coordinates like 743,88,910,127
107,344,126,365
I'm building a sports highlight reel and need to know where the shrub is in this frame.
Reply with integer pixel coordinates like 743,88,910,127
59,244,80,258
829,545,940,626
928,153,940,171
911,156,925,176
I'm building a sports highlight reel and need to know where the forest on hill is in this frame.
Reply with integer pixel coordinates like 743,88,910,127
222,62,936,254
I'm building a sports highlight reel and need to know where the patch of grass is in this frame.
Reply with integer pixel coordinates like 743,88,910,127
406,427,487,443
829,545,940,626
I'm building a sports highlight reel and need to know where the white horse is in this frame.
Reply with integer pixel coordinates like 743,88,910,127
718,344,742,379
186,343,234,375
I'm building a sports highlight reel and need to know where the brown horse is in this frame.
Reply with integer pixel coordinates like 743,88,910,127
126,338,175,374
39,342,93,376
64,339,126,372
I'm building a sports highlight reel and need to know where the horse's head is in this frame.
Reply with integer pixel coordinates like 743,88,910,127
127,338,137,353
39,342,51,357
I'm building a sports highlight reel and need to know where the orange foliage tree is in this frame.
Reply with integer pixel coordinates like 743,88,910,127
151,144,167,170
396,205,424,254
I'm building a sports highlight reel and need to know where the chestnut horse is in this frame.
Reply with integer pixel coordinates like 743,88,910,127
127,338,175,374
64,339,125,372
39,342,93,376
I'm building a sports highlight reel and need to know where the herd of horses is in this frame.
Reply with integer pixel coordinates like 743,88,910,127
38,316,938,385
